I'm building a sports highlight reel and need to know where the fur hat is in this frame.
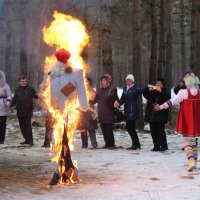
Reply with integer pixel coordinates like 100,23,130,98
55,48,71,63
126,74,135,83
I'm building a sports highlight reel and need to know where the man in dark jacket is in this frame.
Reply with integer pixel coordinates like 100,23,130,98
12,75,38,146
143,78,171,152
91,75,118,149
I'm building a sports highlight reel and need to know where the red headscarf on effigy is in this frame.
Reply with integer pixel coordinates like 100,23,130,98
55,48,71,63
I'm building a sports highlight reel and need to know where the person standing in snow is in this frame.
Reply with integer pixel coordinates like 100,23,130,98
143,78,171,152
154,72,200,172
11,74,38,146
173,72,198,151
114,74,144,150
0,71,12,144
78,77,98,149
90,74,118,149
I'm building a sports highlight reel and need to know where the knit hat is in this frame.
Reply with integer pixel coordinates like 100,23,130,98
55,48,71,63
126,74,135,82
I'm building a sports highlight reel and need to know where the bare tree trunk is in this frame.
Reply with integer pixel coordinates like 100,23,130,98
19,0,28,77
149,0,158,84
81,0,89,63
180,0,186,74
97,2,103,84
190,0,200,75
195,5,200,76
99,0,113,77
132,0,143,129
190,0,197,71
5,1,12,85
132,0,142,84
157,0,166,78
165,0,173,89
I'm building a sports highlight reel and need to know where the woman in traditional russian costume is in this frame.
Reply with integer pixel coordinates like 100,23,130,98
154,72,200,172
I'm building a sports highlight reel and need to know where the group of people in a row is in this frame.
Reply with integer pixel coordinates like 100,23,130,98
75,70,200,172
79,74,170,152
0,65,199,172
78,74,171,151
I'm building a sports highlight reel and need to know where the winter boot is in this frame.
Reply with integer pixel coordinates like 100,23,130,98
151,146,160,151
132,144,141,150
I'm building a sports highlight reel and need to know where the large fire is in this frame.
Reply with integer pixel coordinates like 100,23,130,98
41,11,89,184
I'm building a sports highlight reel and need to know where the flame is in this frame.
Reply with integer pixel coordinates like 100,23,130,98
43,11,89,71
41,11,89,183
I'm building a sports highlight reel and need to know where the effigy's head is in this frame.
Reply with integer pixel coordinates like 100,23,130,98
55,48,71,64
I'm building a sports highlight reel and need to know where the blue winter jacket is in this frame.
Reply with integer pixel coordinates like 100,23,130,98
119,85,144,121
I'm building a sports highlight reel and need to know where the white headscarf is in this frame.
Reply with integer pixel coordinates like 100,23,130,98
126,74,135,83
126,74,135,89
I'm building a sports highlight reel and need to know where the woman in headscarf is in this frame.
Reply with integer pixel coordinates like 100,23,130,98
0,71,12,144
143,78,171,152
154,72,200,172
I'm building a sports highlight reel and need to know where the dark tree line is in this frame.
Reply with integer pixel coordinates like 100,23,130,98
0,0,198,91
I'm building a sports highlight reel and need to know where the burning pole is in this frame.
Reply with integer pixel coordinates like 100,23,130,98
40,11,89,185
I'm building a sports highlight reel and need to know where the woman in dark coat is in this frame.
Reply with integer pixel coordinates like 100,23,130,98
91,75,118,149
115,74,144,150
143,78,171,151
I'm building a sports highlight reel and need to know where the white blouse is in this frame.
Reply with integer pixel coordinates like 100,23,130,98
160,88,200,109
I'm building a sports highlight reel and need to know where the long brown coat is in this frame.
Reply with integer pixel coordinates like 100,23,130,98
92,85,118,124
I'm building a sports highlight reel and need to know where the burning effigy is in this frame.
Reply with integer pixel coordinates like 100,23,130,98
40,11,89,185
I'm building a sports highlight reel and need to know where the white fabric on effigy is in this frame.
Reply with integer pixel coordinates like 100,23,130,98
50,68,88,111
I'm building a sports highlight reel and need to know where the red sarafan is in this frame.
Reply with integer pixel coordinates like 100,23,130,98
176,89,200,137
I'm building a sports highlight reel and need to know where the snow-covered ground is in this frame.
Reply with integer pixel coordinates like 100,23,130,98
0,114,200,200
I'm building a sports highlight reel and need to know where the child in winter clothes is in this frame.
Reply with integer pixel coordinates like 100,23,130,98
79,77,98,149
79,108,98,149
154,72,200,172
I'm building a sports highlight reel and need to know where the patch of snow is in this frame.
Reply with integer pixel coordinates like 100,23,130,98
0,115,199,200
